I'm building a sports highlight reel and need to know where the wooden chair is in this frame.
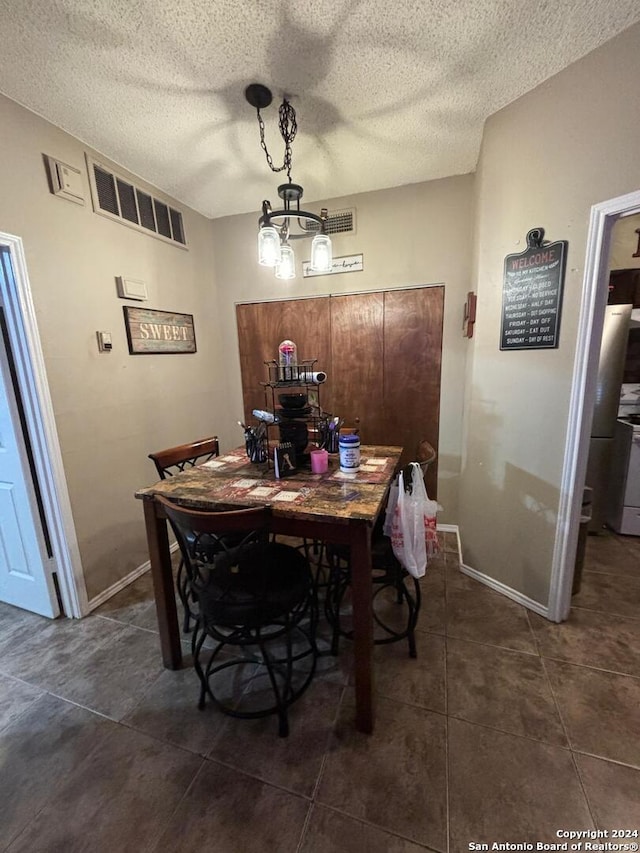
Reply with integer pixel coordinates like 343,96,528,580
148,436,220,632
148,436,220,478
157,497,317,737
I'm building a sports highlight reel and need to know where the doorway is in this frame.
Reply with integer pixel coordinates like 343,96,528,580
0,233,87,618
548,189,640,622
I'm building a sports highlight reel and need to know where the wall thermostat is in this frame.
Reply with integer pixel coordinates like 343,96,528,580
45,155,85,205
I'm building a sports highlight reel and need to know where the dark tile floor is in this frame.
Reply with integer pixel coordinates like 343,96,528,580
0,531,639,851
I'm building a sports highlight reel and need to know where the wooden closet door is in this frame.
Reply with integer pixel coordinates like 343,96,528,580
236,286,444,497
383,287,444,496
236,298,332,422
329,292,385,444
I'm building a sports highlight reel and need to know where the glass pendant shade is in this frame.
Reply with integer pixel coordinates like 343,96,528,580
258,225,281,267
310,233,332,272
275,243,296,280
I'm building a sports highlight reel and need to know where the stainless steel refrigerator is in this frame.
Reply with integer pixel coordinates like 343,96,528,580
586,303,632,532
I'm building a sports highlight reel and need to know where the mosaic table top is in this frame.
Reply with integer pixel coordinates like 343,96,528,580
136,445,403,524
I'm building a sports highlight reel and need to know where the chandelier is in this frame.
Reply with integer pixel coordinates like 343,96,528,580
245,83,332,280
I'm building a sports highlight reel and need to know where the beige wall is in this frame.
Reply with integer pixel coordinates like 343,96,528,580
610,213,640,270
0,94,226,601
211,174,475,523
459,23,640,605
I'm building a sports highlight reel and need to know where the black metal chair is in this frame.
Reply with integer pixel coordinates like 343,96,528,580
157,497,318,738
148,437,220,633
324,441,437,659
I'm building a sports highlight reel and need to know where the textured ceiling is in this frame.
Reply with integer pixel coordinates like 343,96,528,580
1,1,639,219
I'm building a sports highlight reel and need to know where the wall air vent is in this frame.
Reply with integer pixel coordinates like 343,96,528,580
86,155,187,249
303,208,356,236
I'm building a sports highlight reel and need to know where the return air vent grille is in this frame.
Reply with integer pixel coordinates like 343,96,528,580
303,208,356,236
136,190,156,231
153,200,171,238
116,179,138,224
86,155,187,249
94,167,118,215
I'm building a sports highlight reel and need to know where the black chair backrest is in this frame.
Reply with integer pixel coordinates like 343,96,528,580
157,494,268,565
149,436,220,479
156,497,279,622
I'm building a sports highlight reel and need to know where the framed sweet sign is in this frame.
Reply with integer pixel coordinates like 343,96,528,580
123,306,196,354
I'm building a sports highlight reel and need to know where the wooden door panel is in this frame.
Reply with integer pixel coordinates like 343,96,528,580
236,298,332,422
383,287,444,496
329,292,385,444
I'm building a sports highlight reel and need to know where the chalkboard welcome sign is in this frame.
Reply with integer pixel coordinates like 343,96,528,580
500,228,568,351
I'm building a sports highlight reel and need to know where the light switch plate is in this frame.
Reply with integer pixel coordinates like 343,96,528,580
45,155,85,205
116,276,148,301
96,331,113,352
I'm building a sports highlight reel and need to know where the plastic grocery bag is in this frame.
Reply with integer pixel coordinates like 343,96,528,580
389,462,440,578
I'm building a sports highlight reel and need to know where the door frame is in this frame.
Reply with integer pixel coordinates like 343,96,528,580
0,232,87,617
548,189,640,622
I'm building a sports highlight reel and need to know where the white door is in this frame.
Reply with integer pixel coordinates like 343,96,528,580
0,263,59,617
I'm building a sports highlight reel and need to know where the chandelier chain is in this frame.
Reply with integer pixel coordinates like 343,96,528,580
257,99,297,181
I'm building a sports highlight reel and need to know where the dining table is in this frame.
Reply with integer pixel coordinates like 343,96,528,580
135,443,403,734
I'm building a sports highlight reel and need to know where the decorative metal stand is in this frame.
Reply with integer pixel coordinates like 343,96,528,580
260,359,331,466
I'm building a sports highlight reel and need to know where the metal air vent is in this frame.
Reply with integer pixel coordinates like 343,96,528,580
304,207,356,236
86,155,187,249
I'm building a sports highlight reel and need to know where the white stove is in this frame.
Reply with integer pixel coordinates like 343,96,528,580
607,416,640,536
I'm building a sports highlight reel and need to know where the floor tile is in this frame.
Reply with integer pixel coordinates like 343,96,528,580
444,561,479,591
572,571,640,620
151,760,309,853
618,533,640,563
530,609,640,677
0,693,113,850
0,601,48,636
316,636,354,687
50,624,166,720
416,568,445,635
8,721,202,853
317,696,447,851
442,531,459,554
208,679,343,797
545,660,640,767
424,551,446,575
0,613,123,688
300,804,431,852
446,637,566,745
123,665,227,755
575,754,640,830
0,672,43,732
94,569,159,632
448,717,593,851
369,632,446,714
446,584,537,653
583,532,639,578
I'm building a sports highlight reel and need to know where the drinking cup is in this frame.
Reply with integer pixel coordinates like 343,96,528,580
310,448,329,474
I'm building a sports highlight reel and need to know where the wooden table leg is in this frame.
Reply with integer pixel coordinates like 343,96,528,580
143,499,182,669
349,521,375,733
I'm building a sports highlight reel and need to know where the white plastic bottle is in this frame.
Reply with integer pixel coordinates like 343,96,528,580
339,434,361,473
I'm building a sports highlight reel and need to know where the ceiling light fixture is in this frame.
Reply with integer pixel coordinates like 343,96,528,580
245,83,332,279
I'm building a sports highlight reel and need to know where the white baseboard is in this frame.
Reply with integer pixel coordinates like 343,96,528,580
87,542,179,612
459,562,549,619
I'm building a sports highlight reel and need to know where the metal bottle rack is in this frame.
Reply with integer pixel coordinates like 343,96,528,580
260,359,330,464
